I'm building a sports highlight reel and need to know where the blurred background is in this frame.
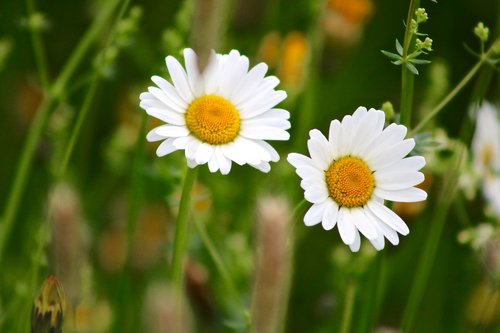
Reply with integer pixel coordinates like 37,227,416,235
1,0,499,332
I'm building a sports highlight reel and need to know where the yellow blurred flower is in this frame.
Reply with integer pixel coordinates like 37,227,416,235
257,32,282,69
277,31,310,90
323,0,374,46
327,0,373,24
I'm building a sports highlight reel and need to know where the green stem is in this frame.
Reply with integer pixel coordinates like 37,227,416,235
401,144,465,332
27,0,50,93
0,99,55,260
193,217,236,297
126,112,148,243
171,167,199,289
291,0,326,152
58,76,100,177
0,0,122,263
50,0,121,98
340,280,357,333
411,40,499,135
399,0,420,128
453,192,472,227
59,0,132,177
357,253,385,333
193,216,250,324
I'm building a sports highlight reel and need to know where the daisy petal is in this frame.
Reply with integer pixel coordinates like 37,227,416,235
351,207,378,240
304,202,327,226
374,187,427,202
287,153,314,168
146,127,167,142
156,138,177,157
166,56,194,103
337,207,356,245
367,201,409,235
322,200,339,230
349,230,361,252
375,171,425,190
155,125,190,138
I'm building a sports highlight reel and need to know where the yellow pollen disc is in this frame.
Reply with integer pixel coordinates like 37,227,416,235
325,156,375,208
185,95,240,145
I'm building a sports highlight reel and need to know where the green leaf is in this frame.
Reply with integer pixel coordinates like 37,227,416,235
392,60,403,65
409,51,423,59
406,62,419,75
410,58,431,64
395,39,403,55
381,50,402,60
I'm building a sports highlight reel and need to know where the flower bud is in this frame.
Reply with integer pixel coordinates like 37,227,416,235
474,22,489,43
415,8,428,24
380,101,395,121
31,276,66,333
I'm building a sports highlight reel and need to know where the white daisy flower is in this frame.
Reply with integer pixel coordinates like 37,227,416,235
287,107,427,252
139,48,290,175
472,102,500,216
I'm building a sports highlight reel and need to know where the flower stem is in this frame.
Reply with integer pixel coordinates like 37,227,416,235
340,280,357,333
27,0,50,93
0,99,55,261
401,144,465,332
357,253,385,333
171,166,199,290
193,216,249,321
399,0,420,128
292,0,326,152
59,0,132,177
50,0,121,98
58,76,100,177
411,39,499,135
0,0,121,263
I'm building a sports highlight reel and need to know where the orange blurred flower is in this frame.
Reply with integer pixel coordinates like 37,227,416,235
277,31,310,90
257,32,282,69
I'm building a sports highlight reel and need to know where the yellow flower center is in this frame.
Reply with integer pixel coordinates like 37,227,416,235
185,95,240,145
325,156,375,208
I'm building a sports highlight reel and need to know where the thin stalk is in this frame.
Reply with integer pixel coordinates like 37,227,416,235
357,253,385,333
0,99,55,260
126,112,148,243
399,0,420,128
453,192,472,227
58,76,100,176
340,280,357,333
59,0,132,177
27,0,50,93
291,0,326,152
50,0,121,98
171,167,199,289
193,217,236,297
193,216,249,323
411,40,499,135
401,144,465,332
0,0,122,262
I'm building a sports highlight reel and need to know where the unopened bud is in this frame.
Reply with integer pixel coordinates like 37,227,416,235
410,19,418,34
474,22,489,43
416,37,433,52
380,101,395,121
31,276,66,333
415,8,428,24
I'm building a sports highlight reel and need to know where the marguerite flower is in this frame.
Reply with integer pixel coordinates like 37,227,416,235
287,107,427,252
140,48,290,174
472,102,500,216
